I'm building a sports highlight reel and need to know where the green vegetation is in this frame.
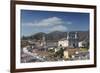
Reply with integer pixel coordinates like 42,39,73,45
80,48,89,51
48,49,55,53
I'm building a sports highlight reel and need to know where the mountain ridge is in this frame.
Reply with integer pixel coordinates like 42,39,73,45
21,31,89,42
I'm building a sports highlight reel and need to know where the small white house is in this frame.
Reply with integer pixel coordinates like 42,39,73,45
79,41,83,47
58,38,68,47
79,40,88,48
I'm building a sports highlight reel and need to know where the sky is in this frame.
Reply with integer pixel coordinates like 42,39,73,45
21,10,89,36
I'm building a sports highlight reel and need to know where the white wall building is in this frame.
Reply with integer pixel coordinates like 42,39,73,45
58,38,68,47
79,40,88,48
79,41,83,47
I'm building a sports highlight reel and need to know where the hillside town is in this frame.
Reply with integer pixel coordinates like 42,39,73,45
21,31,89,63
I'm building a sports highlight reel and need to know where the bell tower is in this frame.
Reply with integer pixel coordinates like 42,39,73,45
42,34,46,49
67,32,79,48
74,32,78,48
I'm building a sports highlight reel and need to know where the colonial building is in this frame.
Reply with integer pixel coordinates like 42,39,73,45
58,32,79,48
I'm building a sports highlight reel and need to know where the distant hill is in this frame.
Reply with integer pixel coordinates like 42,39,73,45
78,31,89,41
21,31,89,42
46,31,67,41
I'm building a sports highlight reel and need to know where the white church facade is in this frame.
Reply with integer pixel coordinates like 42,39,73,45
58,32,79,48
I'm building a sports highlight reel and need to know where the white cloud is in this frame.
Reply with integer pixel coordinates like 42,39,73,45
66,21,72,25
40,17,63,27
23,17,64,27
22,17,71,34
49,25,67,32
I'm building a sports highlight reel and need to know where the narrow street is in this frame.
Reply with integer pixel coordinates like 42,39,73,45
22,47,45,62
